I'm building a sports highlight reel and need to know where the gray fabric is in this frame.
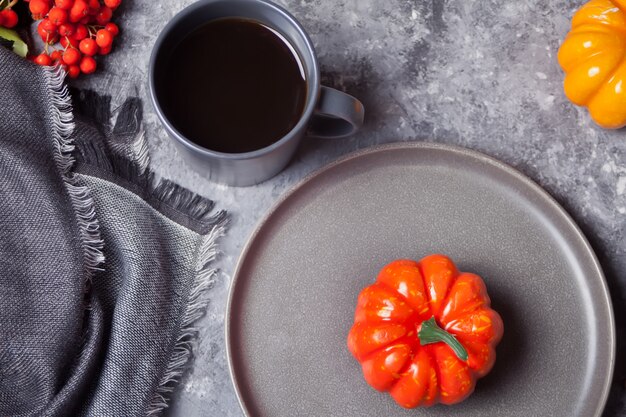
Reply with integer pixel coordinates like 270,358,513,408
0,43,91,417
0,46,226,417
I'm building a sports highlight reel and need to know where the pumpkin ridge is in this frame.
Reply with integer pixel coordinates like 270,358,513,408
561,48,625,105
441,268,459,312
584,53,626,105
374,280,422,317
570,48,620,64
424,346,441,405
439,275,489,325
414,260,438,317
417,258,459,317
560,27,626,71
360,335,411,363
393,342,419,378
377,263,433,317
572,0,626,36
569,23,623,34
444,307,503,345
574,19,626,36
611,0,626,14
454,335,497,376
369,282,417,322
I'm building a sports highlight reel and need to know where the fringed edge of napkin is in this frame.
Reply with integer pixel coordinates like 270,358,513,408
42,66,105,281
69,89,228,415
147,190,227,416
148,220,226,415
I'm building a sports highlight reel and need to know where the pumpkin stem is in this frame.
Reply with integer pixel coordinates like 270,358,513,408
418,317,469,361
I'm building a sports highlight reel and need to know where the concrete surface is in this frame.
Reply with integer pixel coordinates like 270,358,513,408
75,0,626,415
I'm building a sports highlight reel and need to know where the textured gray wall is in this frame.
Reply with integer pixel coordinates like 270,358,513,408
75,0,625,415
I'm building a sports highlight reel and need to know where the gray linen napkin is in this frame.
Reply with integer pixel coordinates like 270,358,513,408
0,46,226,416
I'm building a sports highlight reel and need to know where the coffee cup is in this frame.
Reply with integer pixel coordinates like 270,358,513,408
149,0,365,187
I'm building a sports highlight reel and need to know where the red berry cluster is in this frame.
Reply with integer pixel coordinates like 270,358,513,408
0,0,19,28
26,0,121,77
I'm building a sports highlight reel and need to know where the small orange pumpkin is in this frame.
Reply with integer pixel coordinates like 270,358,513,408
558,0,626,129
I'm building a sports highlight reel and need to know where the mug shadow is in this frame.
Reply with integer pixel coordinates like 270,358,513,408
292,63,382,170
319,60,382,127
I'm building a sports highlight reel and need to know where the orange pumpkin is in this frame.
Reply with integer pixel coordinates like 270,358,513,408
346,255,503,408
558,0,626,128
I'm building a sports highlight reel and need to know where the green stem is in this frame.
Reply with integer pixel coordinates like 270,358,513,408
418,317,469,361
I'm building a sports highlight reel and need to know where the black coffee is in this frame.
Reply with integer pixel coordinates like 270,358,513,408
160,18,307,154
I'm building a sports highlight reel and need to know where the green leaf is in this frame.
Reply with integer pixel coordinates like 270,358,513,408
0,27,27,58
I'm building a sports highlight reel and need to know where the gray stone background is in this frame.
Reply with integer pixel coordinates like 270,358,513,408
75,0,625,415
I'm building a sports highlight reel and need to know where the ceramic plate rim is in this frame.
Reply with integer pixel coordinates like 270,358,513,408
225,141,616,417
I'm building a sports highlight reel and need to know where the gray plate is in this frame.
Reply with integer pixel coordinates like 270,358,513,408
226,142,615,417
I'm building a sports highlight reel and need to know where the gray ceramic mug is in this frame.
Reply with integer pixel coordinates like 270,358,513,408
149,0,365,187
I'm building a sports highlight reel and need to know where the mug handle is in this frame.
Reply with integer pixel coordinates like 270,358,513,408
307,86,365,139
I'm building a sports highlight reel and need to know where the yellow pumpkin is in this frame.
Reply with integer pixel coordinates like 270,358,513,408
558,0,626,129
